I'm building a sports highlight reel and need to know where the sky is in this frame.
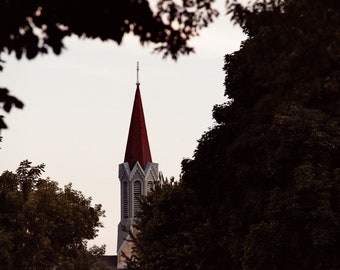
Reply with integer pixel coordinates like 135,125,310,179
0,4,247,255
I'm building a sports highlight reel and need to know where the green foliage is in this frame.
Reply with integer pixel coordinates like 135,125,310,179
0,0,219,129
128,1,340,269
0,160,108,270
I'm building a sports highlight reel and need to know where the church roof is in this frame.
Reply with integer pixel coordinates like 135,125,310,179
124,84,152,169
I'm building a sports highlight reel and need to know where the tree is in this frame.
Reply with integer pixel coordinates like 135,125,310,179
0,0,219,129
128,0,340,269
184,0,340,269
0,160,109,270
126,178,231,270
126,181,199,270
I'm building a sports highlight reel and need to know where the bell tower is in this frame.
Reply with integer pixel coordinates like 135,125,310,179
117,63,158,268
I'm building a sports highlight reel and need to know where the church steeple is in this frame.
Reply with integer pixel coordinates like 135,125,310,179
116,63,159,269
124,84,152,169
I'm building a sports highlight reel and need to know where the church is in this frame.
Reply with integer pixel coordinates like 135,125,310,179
101,64,159,269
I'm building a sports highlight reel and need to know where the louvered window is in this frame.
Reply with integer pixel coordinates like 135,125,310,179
133,181,142,217
147,181,153,193
123,181,129,218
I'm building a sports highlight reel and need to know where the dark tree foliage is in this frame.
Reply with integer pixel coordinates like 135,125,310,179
126,182,197,270
0,0,219,129
126,180,233,270
128,0,340,269
0,160,109,270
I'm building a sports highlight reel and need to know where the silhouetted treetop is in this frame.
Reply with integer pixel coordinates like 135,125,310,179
0,0,218,63
0,0,219,129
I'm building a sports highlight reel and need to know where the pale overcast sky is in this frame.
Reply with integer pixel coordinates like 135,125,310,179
0,4,246,255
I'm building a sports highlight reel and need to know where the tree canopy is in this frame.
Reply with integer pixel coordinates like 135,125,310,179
0,0,219,129
0,160,109,270
126,0,340,269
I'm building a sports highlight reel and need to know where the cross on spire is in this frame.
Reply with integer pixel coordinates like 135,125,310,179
136,61,140,86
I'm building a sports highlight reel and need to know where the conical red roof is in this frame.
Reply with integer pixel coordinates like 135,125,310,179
124,85,152,169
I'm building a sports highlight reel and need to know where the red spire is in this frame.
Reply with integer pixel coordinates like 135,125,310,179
124,84,152,169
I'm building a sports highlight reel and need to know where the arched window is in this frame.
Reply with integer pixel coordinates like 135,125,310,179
123,181,129,218
147,181,153,193
133,181,142,217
